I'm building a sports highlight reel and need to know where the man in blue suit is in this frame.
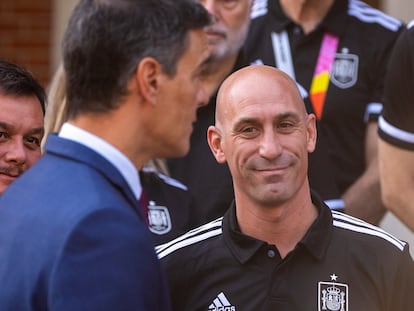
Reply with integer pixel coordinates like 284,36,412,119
0,0,211,310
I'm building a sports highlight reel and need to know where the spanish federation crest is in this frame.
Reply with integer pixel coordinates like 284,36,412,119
318,274,348,311
147,201,172,235
331,48,359,89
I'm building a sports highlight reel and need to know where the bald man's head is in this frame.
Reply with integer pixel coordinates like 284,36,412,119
215,65,306,130
207,65,317,208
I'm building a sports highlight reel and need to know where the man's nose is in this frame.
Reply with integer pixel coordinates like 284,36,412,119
202,0,220,20
259,130,282,159
197,85,210,108
4,139,27,165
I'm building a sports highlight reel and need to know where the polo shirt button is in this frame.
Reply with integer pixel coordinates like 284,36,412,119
267,249,276,258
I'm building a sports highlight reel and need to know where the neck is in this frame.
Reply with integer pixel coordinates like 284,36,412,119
236,185,318,258
69,101,150,170
279,0,334,34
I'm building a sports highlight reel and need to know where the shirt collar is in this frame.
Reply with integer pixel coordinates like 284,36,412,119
59,122,142,200
223,191,333,264
321,0,349,37
271,0,348,37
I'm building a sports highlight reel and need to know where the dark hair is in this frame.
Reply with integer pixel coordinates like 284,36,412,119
0,59,46,114
62,0,211,118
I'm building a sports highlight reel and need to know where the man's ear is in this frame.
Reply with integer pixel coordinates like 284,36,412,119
306,113,317,153
207,125,227,164
135,57,163,104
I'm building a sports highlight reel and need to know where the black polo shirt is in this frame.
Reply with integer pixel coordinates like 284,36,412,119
140,168,194,245
379,22,414,150
244,0,403,199
157,194,414,311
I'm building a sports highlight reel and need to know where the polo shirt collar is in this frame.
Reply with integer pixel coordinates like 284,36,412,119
298,192,333,260
269,0,293,33
271,0,348,37
223,202,266,264
321,0,349,37
223,192,333,264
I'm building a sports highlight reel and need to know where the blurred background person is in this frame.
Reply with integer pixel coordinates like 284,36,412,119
0,59,45,196
243,0,403,225
378,21,414,232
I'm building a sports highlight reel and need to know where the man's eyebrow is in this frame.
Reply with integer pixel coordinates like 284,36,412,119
25,127,45,137
233,117,261,129
0,121,13,131
0,122,44,136
278,111,301,120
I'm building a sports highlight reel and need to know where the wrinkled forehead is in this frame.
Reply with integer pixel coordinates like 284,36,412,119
216,68,305,125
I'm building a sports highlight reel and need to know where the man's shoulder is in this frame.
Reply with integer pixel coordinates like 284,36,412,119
156,217,224,260
331,211,407,253
345,0,402,33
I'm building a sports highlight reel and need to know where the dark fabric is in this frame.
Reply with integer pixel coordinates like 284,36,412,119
140,170,194,245
158,193,414,311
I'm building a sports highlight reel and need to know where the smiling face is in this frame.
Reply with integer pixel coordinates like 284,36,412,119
0,93,44,195
208,66,316,207
201,0,252,61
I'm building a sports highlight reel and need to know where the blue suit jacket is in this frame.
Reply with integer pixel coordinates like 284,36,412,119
0,134,171,310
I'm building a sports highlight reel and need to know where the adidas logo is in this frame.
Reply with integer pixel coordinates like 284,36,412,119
208,292,236,311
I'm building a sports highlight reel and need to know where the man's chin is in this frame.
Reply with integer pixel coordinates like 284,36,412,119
165,142,190,159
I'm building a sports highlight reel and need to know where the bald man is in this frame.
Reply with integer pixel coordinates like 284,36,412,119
157,65,414,311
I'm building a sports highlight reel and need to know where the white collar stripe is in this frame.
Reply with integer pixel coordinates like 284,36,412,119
155,218,223,254
332,212,406,251
333,220,405,251
350,0,401,25
251,0,268,19
157,228,222,259
348,0,402,32
333,211,402,240
142,167,188,191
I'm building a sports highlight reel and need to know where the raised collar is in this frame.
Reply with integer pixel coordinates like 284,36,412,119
223,192,333,264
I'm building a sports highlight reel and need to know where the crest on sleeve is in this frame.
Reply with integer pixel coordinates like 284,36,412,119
148,201,172,235
318,274,348,311
331,48,358,89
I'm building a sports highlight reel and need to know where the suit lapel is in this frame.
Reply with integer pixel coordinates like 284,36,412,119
44,134,139,213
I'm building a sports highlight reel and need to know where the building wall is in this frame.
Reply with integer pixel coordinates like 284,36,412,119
0,0,52,87
383,0,414,23
50,0,77,73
